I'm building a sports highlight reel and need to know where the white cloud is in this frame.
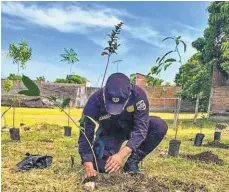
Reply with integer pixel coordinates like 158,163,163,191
124,26,165,48
1,1,162,47
1,2,122,33
174,21,202,32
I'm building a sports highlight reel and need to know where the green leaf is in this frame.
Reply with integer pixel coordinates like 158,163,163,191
162,37,174,42
79,114,85,124
48,96,56,102
101,51,108,56
159,51,174,64
156,57,160,63
20,75,40,96
164,62,172,71
179,40,187,52
62,98,71,108
176,36,181,40
156,68,162,75
151,66,159,74
18,90,30,96
146,72,151,77
164,58,176,63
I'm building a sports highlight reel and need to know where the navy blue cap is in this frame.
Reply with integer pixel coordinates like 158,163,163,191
104,73,131,115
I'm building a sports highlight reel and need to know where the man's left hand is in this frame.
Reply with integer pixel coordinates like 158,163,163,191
105,153,123,174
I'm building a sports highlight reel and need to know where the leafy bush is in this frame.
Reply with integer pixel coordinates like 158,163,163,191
67,75,86,84
36,76,45,81
3,79,14,93
7,73,22,80
54,78,68,83
54,75,86,84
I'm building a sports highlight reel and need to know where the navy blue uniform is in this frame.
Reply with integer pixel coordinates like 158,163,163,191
78,84,168,172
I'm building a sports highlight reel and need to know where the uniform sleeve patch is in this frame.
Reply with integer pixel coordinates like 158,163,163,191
127,105,135,112
136,100,146,111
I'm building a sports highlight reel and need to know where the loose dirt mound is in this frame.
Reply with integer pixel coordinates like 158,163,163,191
172,180,208,192
183,151,224,165
203,141,229,149
83,173,208,192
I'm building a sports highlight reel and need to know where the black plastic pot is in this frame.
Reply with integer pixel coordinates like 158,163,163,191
64,126,72,136
168,139,181,157
194,133,205,146
214,131,221,141
9,128,20,141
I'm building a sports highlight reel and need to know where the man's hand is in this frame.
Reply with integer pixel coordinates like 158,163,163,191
83,162,97,178
105,153,123,174
105,146,132,174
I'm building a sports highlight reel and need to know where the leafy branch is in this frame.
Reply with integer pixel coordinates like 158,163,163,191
101,22,124,87
150,36,186,77
150,36,187,138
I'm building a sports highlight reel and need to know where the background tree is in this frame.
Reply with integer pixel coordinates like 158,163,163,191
164,82,176,87
190,2,229,117
192,2,229,75
175,53,211,122
5,40,32,75
145,74,164,86
5,40,32,129
130,73,136,84
60,48,79,75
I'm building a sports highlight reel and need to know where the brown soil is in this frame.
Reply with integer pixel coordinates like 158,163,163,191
83,173,208,192
183,151,224,165
172,180,207,192
203,141,229,149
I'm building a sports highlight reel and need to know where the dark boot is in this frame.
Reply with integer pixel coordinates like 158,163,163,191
123,151,145,178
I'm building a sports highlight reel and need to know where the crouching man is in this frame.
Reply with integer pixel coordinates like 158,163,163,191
78,73,168,178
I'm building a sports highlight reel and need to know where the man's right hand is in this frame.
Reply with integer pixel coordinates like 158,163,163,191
83,162,97,178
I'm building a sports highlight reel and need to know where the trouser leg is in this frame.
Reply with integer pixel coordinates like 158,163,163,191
127,116,168,162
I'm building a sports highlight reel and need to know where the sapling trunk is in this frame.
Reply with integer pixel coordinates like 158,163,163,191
193,95,200,124
1,106,12,119
101,53,111,87
173,45,183,138
207,87,214,119
13,105,15,128
174,97,181,140
4,115,6,127
58,105,99,173
68,105,70,127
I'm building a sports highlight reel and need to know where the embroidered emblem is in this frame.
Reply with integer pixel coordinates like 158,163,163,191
127,105,135,112
99,114,111,121
112,98,120,103
136,100,146,111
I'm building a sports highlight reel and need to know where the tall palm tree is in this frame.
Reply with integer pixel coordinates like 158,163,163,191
60,48,79,75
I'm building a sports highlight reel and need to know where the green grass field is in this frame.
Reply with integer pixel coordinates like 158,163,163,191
1,107,229,191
